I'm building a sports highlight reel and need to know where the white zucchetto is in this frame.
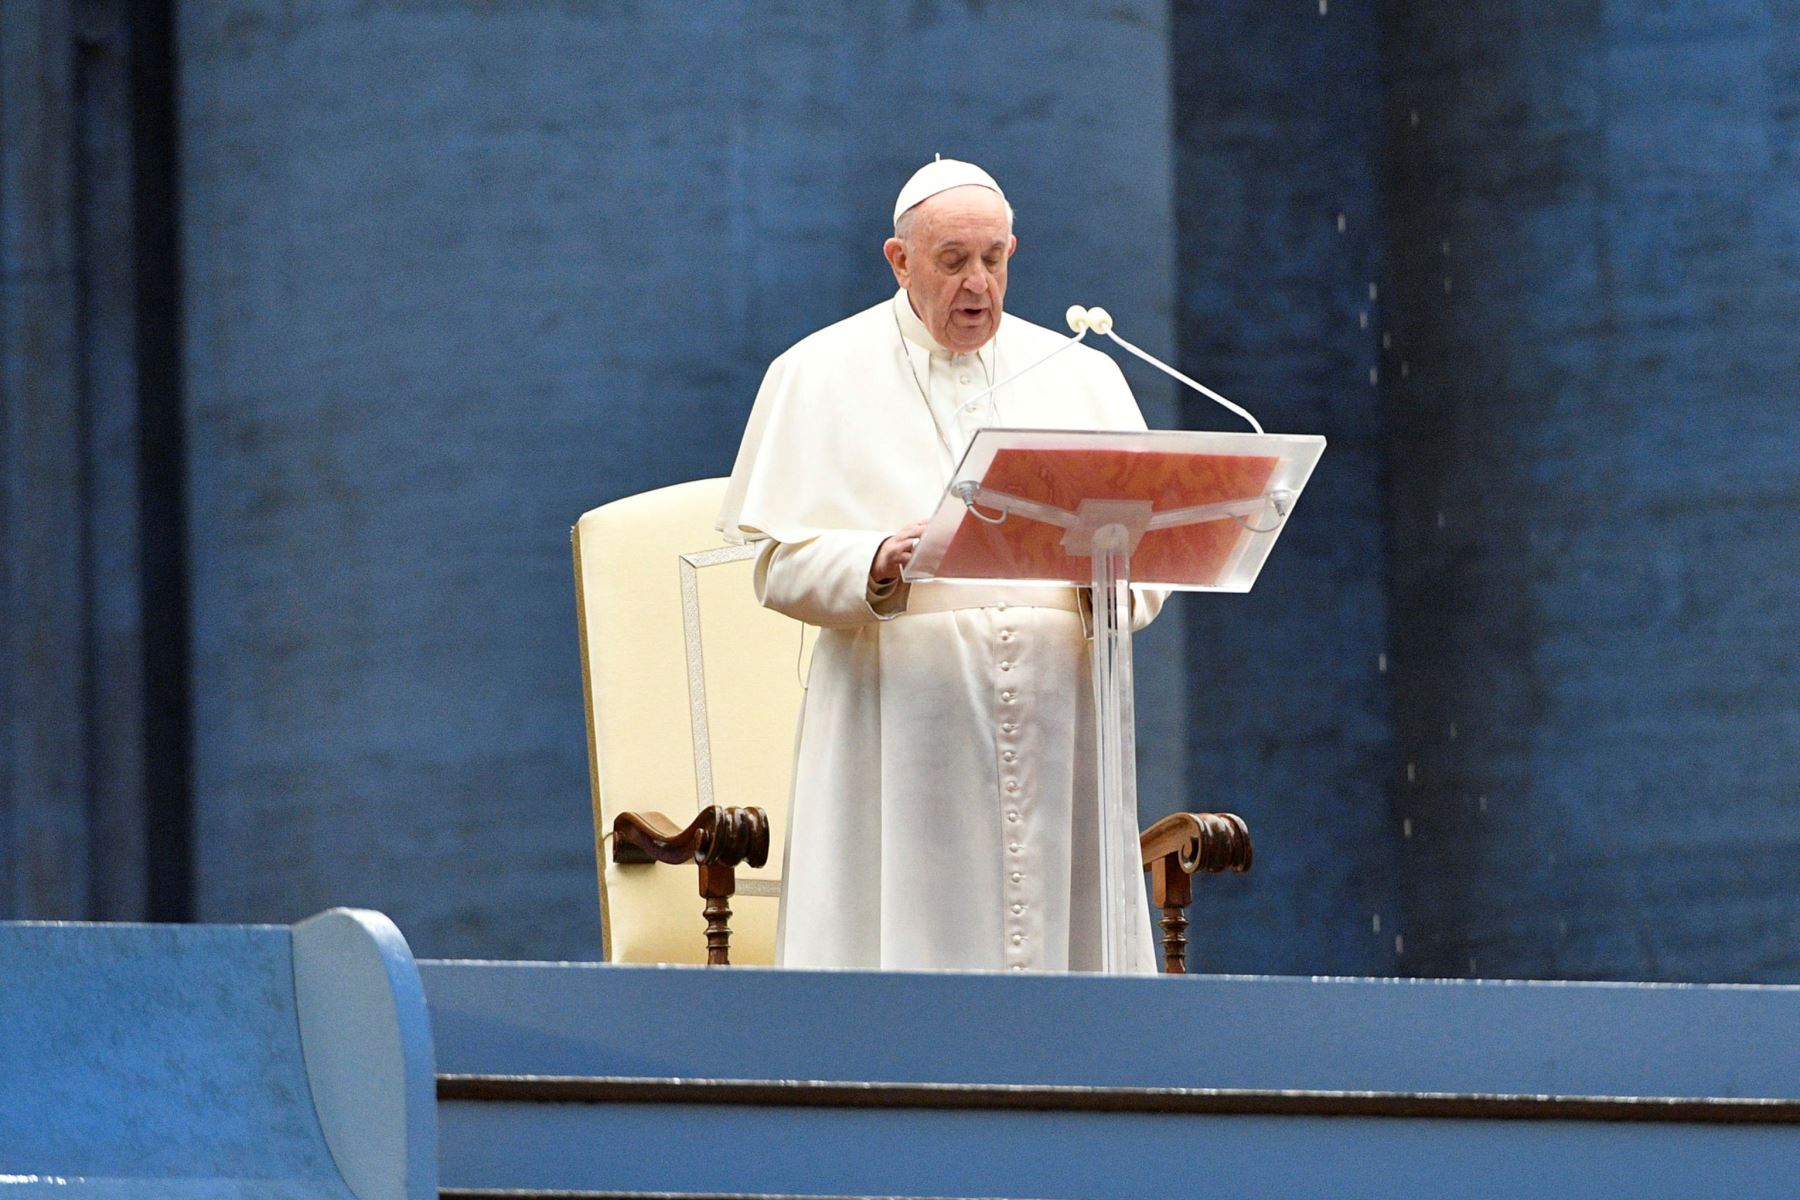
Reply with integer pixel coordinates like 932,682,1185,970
892,156,1006,229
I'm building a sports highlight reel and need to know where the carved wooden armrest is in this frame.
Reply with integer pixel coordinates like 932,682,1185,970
612,806,770,965
1138,812,1252,975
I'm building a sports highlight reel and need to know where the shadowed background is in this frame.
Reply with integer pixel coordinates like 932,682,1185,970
3,0,1795,980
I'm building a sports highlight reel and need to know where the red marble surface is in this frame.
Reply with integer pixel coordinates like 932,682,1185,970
935,448,1279,586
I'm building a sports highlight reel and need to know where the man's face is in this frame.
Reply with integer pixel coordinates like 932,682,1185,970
884,187,1016,354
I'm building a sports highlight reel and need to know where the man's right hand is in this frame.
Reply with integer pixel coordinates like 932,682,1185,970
870,519,931,585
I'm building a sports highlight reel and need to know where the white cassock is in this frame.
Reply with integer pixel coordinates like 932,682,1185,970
718,289,1162,973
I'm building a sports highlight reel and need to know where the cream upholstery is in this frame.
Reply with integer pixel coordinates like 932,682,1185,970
573,478,811,964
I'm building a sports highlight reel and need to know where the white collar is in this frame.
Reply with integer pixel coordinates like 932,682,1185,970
892,288,996,371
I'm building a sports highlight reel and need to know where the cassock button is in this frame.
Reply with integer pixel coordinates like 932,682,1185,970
1004,780,1020,794
1010,871,1023,882
996,602,1008,611
999,661,1013,671
998,630,1014,642
1011,934,1024,946
958,373,972,385
1010,964,1026,972
1001,722,1018,734
1002,750,1017,763
1011,903,1024,913
1009,842,1022,854
1001,690,1016,703
1007,810,1020,822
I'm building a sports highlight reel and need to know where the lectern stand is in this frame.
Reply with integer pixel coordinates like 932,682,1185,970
906,427,1326,972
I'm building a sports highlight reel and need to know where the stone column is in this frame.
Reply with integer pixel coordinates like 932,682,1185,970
0,0,184,920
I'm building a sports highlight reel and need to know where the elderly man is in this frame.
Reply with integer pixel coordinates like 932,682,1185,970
718,158,1161,973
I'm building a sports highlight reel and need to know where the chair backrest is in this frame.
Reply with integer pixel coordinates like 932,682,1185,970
572,478,809,964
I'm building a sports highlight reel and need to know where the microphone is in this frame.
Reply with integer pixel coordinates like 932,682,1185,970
963,306,1266,436
1067,307,1263,435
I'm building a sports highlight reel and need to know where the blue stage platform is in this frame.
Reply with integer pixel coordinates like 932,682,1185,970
425,958,1800,1199
5,914,1797,1198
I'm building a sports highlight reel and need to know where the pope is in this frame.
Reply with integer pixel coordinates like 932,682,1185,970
718,158,1162,973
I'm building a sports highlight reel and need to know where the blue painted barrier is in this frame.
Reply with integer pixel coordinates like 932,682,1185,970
0,909,435,1199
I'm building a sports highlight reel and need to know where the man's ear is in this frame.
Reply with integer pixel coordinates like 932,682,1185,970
883,237,909,287
1007,233,1018,259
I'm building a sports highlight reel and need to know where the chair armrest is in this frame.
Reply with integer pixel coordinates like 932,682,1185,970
1139,812,1252,975
1139,811,1253,875
610,806,770,967
612,806,770,869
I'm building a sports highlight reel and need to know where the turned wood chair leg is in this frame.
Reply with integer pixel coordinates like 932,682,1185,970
1160,906,1189,974
698,861,737,966
1150,855,1194,975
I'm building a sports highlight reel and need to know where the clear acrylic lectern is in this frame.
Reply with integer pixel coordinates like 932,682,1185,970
905,427,1326,973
